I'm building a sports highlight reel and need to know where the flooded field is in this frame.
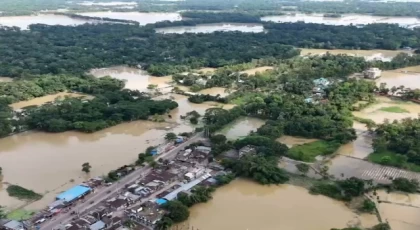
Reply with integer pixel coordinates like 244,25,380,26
10,92,93,110
261,13,420,28
239,66,274,75
77,12,181,25
182,179,378,230
352,96,420,123
89,66,172,92
0,77,13,82
300,48,411,62
378,65,420,89
0,14,92,30
335,122,373,159
374,190,420,230
276,135,318,148
216,117,265,140
155,23,264,34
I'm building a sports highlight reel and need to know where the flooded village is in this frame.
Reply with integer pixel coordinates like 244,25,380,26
2,2,420,230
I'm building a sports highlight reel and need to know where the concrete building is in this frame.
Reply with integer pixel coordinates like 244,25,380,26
56,185,91,203
2,221,24,230
363,68,382,79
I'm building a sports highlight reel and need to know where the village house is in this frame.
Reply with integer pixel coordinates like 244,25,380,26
363,68,382,79
107,196,129,211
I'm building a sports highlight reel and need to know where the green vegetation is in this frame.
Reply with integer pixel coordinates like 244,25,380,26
371,118,420,171
359,199,376,213
391,177,419,193
332,223,390,230
6,209,35,221
367,150,420,172
164,132,177,141
310,177,366,201
295,163,310,175
379,106,409,113
288,140,341,162
177,186,215,207
6,185,42,200
81,162,92,173
0,206,6,219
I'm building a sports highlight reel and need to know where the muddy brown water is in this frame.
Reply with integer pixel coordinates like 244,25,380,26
9,92,94,110
276,135,319,148
77,12,181,25
378,65,420,89
216,117,265,140
177,179,378,230
239,66,274,75
155,23,264,34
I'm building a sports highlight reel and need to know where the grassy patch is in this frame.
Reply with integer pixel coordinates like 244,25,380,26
6,185,42,200
379,106,409,113
367,150,420,172
288,140,341,162
7,209,35,220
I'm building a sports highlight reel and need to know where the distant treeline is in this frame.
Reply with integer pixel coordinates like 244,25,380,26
55,13,140,25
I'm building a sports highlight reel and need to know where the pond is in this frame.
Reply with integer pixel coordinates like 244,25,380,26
155,23,265,34
216,117,265,140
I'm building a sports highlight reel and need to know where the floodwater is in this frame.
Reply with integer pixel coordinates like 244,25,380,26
77,12,181,25
378,65,420,89
182,179,378,230
276,135,318,148
352,96,420,123
300,48,411,62
0,14,93,30
261,13,420,28
335,122,373,159
216,117,265,140
0,73,236,210
239,66,274,75
78,1,138,6
155,23,264,34
374,190,420,230
89,66,172,92
10,92,94,110
198,87,231,97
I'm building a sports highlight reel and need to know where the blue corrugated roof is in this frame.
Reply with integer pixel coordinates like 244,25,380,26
57,185,91,202
156,198,168,205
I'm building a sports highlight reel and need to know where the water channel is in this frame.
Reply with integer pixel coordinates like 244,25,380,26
180,179,378,230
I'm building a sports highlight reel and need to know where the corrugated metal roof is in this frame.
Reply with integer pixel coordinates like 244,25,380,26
56,185,91,202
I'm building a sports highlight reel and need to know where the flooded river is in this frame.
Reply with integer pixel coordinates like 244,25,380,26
261,13,420,28
182,179,378,230
155,23,264,34
300,48,411,62
335,122,373,159
216,117,265,140
77,12,181,25
0,14,92,30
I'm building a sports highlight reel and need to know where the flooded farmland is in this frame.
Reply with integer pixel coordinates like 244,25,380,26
77,12,181,25
335,122,373,159
378,65,420,89
261,13,420,28
0,14,93,30
180,179,378,230
239,66,274,75
277,135,318,148
155,23,265,34
216,117,265,140
10,92,93,110
300,48,411,62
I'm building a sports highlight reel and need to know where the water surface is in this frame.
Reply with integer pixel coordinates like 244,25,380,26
155,23,264,34
216,117,265,140
0,14,92,30
78,12,181,25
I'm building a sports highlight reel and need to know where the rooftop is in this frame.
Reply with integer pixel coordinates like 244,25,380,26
56,185,91,202
89,220,105,230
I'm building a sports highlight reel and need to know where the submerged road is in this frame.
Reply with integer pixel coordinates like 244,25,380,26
42,132,203,230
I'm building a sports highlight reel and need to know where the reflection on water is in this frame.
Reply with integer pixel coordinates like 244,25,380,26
182,179,377,230
10,92,93,110
216,117,265,140
261,13,420,28
301,48,411,62
90,66,172,91
0,14,93,30
155,23,264,34
77,12,181,25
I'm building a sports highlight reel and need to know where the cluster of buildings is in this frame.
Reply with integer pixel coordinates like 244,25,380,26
305,77,332,104
45,142,228,230
363,67,382,79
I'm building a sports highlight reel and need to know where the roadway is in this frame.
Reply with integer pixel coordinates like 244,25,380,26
41,132,203,230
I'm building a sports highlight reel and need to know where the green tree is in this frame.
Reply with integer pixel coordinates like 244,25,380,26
359,199,376,213
155,217,174,230
0,206,6,219
82,162,92,173
392,178,419,193
210,134,227,144
296,163,310,175
163,201,190,223
165,132,177,141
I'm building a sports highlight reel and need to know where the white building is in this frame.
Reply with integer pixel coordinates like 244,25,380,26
364,68,382,79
